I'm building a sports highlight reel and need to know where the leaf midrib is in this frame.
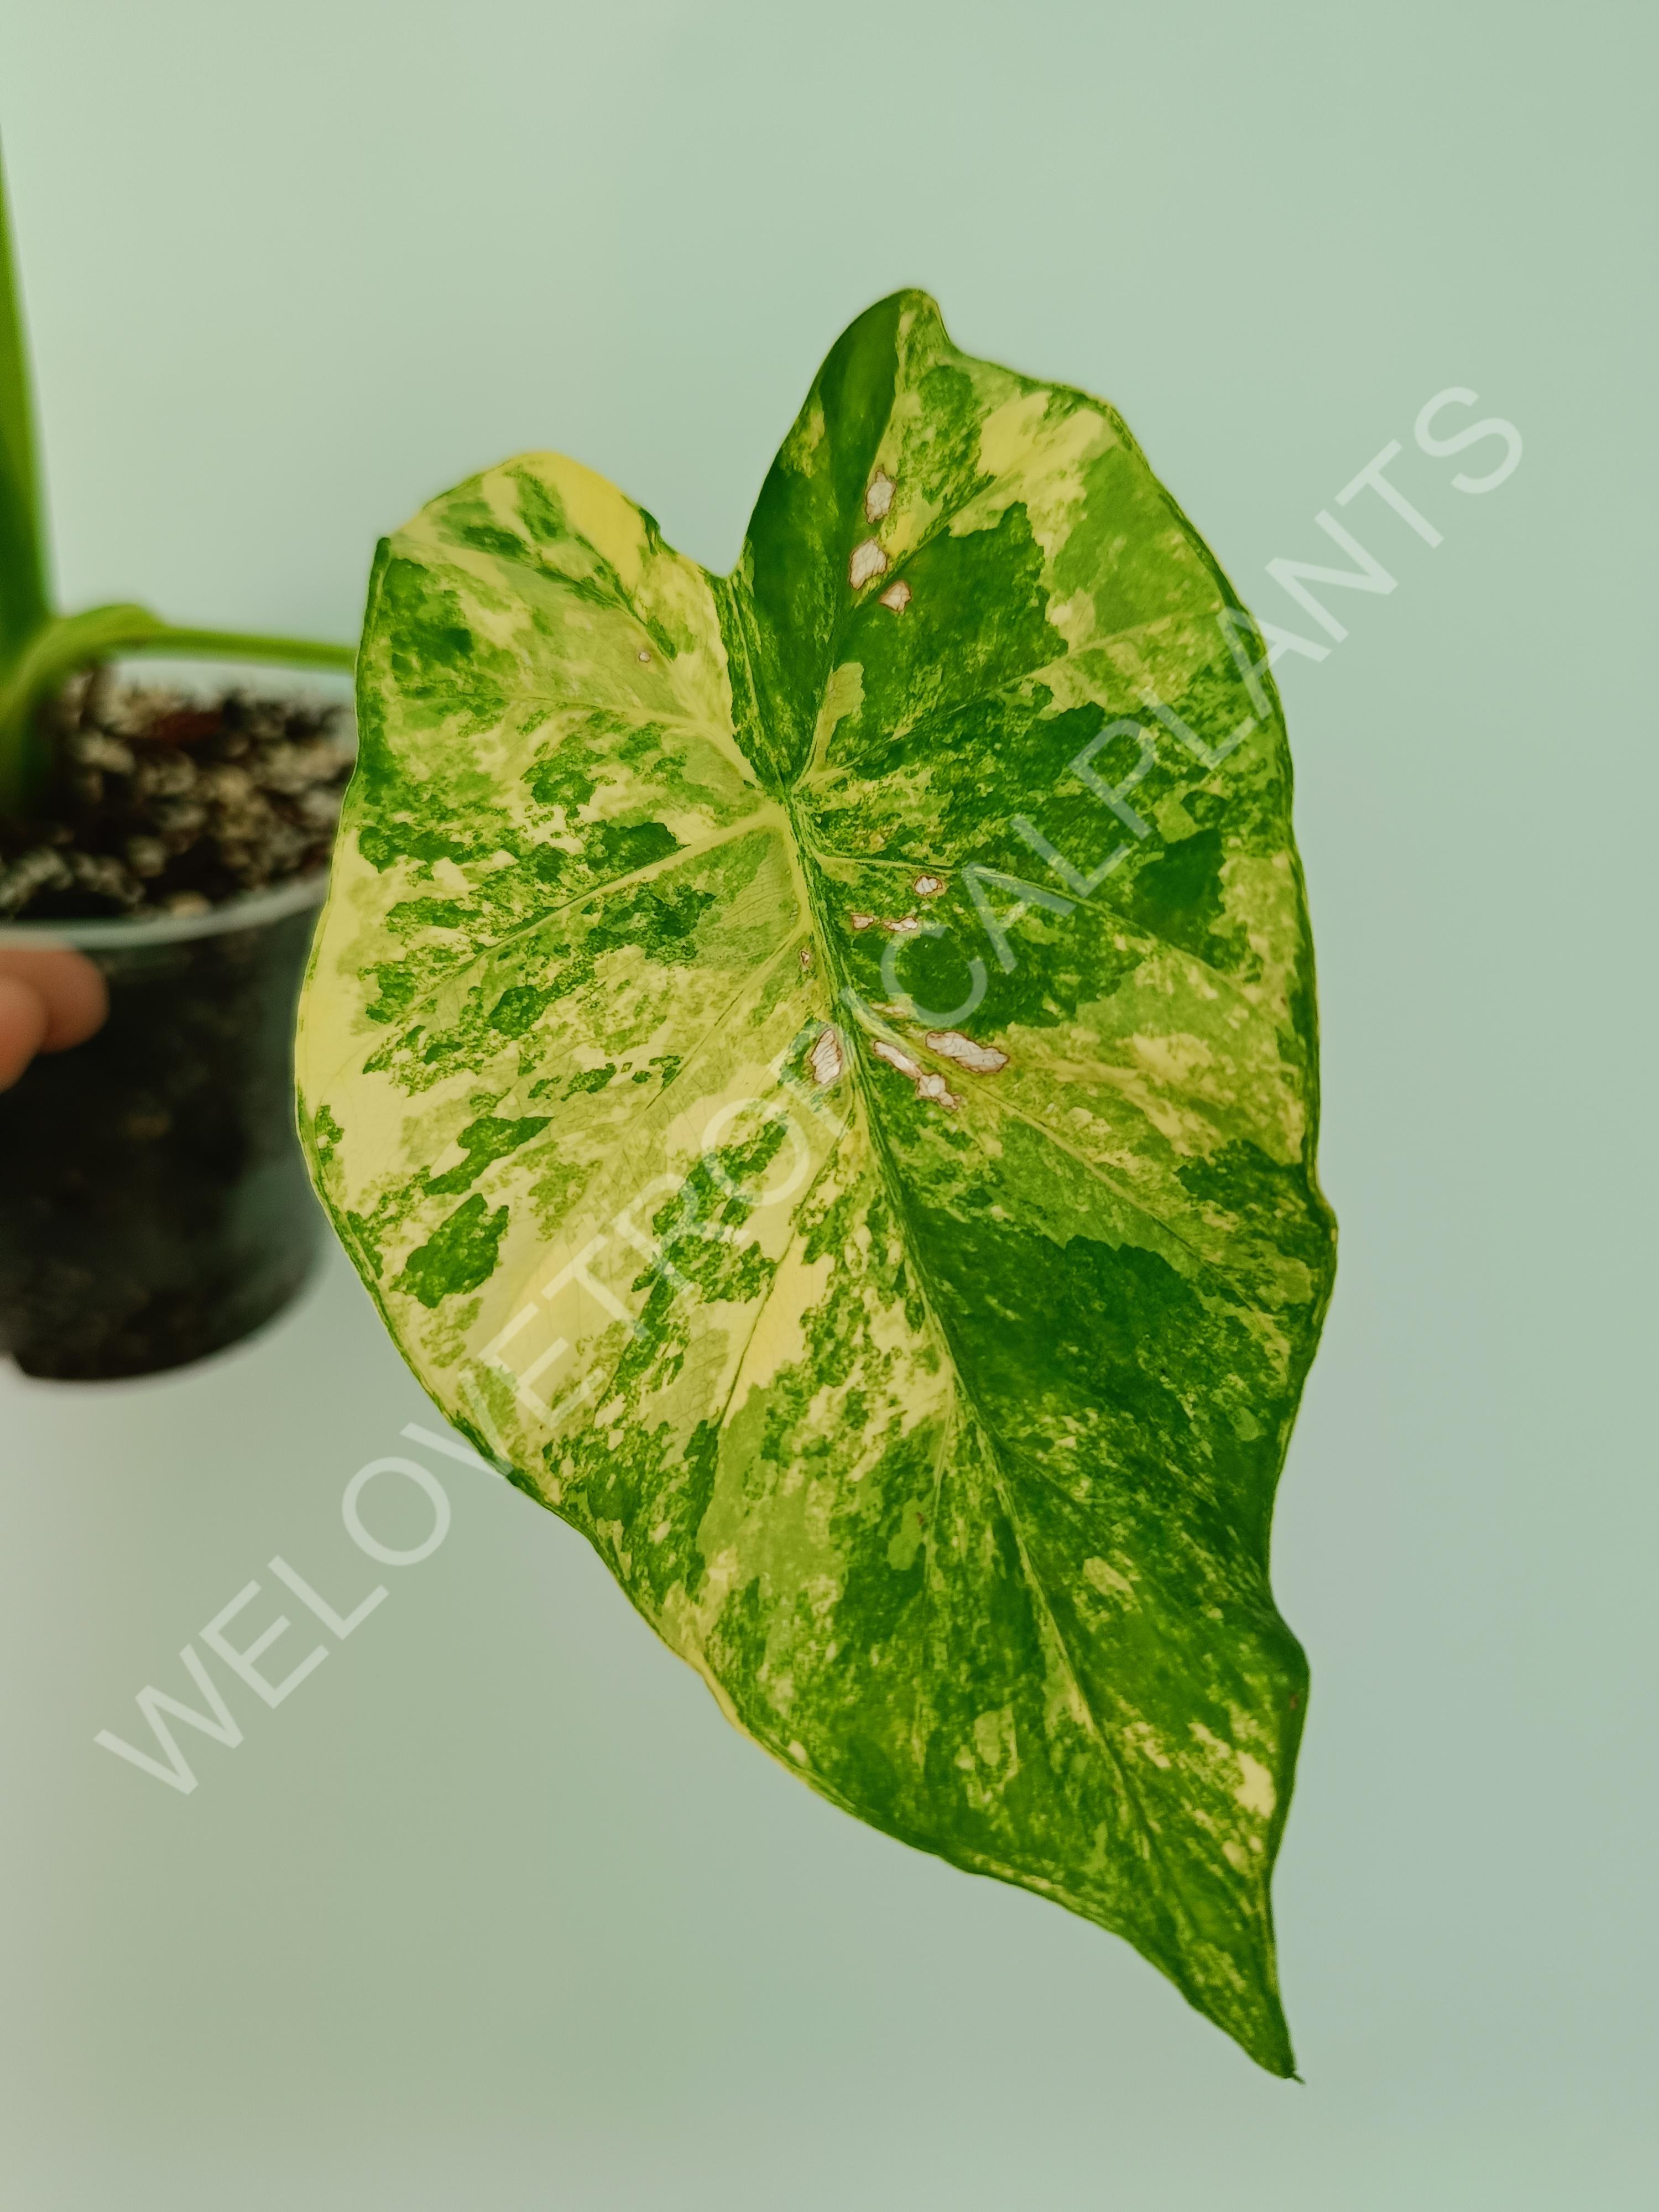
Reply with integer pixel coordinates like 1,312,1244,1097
712,407,1283,2000
717,530,1222,1978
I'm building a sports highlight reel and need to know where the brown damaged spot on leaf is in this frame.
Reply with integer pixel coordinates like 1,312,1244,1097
878,578,911,613
807,1026,845,1086
864,468,896,521
879,914,920,934
799,943,814,973
872,1039,921,1081
912,873,945,896
849,911,875,931
848,538,889,589
869,1037,959,1112
925,1030,1009,1075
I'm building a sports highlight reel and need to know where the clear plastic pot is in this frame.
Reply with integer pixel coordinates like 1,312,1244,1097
0,872,326,1380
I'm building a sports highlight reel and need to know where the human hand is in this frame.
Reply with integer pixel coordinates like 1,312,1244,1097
0,948,109,1089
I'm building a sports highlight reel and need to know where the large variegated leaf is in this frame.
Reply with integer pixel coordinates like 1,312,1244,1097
297,291,1335,2074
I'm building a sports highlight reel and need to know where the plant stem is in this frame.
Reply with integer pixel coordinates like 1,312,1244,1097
113,620,358,676
0,135,50,665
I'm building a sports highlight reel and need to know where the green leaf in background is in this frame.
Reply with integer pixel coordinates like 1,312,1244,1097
0,131,355,810
297,292,1336,2074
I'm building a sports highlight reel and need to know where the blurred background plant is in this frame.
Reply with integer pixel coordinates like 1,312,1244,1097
0,131,352,816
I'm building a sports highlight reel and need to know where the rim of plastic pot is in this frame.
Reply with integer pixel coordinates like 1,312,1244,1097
0,868,329,951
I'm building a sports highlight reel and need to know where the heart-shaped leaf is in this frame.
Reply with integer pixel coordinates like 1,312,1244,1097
298,292,1335,2073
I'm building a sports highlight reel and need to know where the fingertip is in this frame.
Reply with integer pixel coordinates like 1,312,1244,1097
38,948,109,1051
0,946,109,1052
0,974,50,1090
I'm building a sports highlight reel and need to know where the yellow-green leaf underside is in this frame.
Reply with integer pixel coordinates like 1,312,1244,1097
297,291,1336,2073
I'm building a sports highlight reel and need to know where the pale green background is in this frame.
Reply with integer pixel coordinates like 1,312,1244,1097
1,2,1653,2204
